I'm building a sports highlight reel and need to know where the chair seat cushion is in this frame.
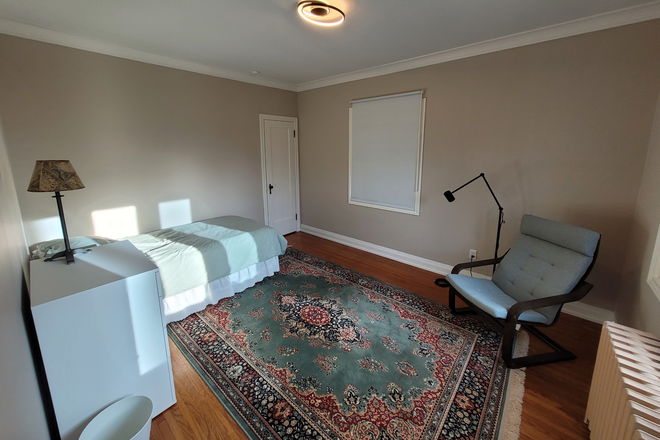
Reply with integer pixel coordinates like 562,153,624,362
446,274,549,325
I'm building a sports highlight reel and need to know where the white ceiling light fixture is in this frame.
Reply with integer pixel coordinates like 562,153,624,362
297,1,345,27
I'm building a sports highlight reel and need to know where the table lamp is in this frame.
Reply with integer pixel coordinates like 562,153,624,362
27,160,85,264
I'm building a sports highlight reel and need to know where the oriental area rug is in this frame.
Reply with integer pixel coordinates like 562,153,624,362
168,247,527,440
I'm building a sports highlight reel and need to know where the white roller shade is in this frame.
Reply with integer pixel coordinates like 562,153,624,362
349,91,425,215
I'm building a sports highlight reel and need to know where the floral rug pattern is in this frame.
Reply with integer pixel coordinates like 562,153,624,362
168,248,508,440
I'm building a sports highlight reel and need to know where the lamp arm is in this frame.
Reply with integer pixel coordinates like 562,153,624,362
480,174,503,211
450,173,484,194
450,173,503,211
447,173,505,272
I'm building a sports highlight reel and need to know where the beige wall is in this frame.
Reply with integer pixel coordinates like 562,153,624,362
0,35,297,245
0,34,297,440
0,121,49,438
0,18,656,440
618,90,660,336
298,21,660,312
0,19,658,369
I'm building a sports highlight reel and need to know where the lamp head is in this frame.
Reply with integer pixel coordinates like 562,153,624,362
444,190,455,202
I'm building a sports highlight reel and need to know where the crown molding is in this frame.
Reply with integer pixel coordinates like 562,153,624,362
2,2,659,94
0,18,298,92
296,1,660,91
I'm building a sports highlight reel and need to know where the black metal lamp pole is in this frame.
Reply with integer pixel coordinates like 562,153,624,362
44,191,75,264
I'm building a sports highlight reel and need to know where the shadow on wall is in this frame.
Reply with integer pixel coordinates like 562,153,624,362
21,274,60,440
24,216,62,245
616,216,653,328
563,207,637,311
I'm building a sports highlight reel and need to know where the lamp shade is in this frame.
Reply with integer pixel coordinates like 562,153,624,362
27,160,85,192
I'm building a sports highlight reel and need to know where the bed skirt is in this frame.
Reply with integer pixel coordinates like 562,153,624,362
162,256,280,324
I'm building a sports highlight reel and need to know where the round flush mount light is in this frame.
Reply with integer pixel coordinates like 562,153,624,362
297,1,345,27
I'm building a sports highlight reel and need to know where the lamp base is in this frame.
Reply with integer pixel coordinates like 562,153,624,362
44,249,75,265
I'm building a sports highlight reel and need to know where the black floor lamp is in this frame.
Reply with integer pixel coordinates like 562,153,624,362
436,173,504,287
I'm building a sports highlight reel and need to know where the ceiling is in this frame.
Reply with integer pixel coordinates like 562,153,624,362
0,0,659,91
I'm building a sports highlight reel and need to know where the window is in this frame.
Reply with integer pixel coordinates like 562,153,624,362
349,91,426,215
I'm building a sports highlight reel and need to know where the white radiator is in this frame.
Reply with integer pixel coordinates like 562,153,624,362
585,322,660,440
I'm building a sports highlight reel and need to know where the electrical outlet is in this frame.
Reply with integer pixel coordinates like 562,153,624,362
469,249,477,260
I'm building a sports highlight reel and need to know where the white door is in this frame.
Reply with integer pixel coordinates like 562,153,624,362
261,115,299,235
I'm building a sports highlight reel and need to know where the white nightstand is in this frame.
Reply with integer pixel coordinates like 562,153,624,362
30,240,176,440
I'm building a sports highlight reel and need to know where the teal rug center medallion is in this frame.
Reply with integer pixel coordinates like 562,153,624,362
169,248,509,440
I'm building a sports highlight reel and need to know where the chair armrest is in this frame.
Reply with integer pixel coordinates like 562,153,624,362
505,281,593,322
451,256,504,274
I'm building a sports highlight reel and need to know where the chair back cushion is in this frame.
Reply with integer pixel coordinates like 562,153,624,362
491,215,600,322
519,215,599,257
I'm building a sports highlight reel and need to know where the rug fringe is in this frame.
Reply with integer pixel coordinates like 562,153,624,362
498,330,529,440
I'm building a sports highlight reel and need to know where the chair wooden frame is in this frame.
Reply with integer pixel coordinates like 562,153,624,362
448,241,600,369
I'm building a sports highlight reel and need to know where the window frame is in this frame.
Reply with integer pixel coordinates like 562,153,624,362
348,91,426,216
647,225,660,300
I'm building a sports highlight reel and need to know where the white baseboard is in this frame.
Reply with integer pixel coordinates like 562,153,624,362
300,224,489,279
299,224,614,324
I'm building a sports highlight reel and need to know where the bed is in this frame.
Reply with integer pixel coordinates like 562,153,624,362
31,216,288,323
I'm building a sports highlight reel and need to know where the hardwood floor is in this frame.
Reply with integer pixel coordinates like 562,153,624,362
150,231,601,439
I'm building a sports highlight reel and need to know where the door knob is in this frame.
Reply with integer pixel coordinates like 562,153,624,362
269,184,274,194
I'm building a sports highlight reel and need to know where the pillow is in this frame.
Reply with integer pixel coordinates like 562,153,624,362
30,236,116,260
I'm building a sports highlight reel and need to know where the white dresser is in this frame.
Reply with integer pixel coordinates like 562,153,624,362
30,240,176,440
